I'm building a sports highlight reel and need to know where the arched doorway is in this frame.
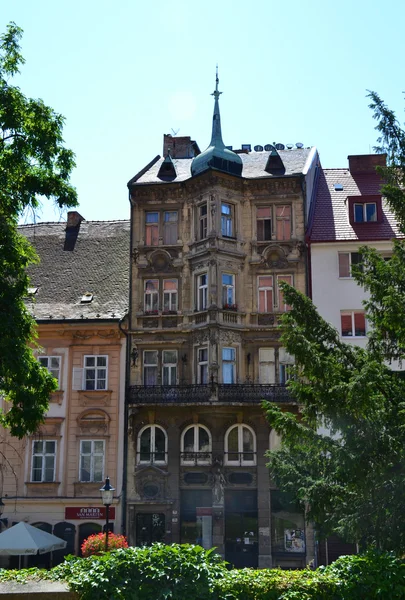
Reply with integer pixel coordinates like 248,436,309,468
53,522,76,565
28,522,53,569
78,522,102,556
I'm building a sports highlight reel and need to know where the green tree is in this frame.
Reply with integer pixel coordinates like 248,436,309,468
265,92,405,552
0,23,77,437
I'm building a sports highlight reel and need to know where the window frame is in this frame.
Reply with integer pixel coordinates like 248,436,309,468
353,202,377,223
144,279,159,313
221,202,234,238
79,439,105,483
256,206,272,242
340,311,367,338
222,273,235,308
31,439,57,482
145,211,160,246
163,279,178,312
137,424,168,465
222,347,236,384
257,275,274,313
275,204,292,241
143,350,159,386
338,252,362,278
276,275,293,312
197,347,209,384
38,355,61,387
198,203,208,240
197,273,208,311
224,424,256,466
163,210,179,245
83,355,108,391
181,424,212,465
162,350,178,386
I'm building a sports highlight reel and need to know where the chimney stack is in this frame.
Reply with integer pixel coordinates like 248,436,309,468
163,134,200,159
66,211,85,228
348,154,387,175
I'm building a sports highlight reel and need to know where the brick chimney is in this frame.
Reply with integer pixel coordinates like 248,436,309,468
66,211,85,228
163,134,200,159
348,154,387,175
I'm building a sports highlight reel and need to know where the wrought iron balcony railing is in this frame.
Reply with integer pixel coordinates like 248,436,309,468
127,383,293,405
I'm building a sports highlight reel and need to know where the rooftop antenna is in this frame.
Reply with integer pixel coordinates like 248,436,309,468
171,128,180,136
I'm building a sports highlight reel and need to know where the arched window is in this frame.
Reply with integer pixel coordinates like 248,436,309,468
224,424,256,466
137,425,167,465
181,425,211,465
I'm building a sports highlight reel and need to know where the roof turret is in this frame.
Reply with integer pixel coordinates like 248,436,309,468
191,69,242,178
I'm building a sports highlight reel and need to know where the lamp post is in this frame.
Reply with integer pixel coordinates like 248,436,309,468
0,498,4,518
100,477,115,552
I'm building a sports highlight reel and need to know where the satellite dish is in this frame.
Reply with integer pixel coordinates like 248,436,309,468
275,143,285,151
296,142,304,148
264,144,274,151
286,143,294,150
254,145,263,152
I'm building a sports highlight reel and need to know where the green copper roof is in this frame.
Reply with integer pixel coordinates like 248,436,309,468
191,71,242,178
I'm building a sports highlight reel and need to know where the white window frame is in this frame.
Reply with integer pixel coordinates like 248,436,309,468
221,202,234,237
197,273,208,311
222,347,236,384
341,311,367,338
79,440,105,483
143,350,158,386
38,355,61,387
353,202,377,223
222,273,235,307
181,424,212,465
137,424,168,465
144,279,159,312
31,440,57,482
197,347,209,384
256,206,272,242
162,350,178,386
338,252,362,278
257,276,274,312
224,424,256,466
83,355,108,391
163,279,178,312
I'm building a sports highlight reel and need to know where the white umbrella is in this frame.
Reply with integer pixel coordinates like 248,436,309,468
0,522,67,568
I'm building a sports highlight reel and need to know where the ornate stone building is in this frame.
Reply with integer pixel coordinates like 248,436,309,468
126,75,319,568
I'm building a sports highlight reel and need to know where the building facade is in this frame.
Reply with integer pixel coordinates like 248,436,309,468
125,77,320,568
0,215,129,566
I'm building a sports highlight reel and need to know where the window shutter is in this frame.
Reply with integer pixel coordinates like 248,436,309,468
72,368,83,391
338,254,350,277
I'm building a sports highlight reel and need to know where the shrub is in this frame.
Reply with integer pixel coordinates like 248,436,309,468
81,532,128,557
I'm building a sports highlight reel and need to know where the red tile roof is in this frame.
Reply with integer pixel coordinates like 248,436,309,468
310,168,402,242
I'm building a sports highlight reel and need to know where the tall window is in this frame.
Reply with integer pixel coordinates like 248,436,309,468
144,279,159,312
197,273,208,311
162,350,177,385
341,311,366,337
31,440,56,482
221,203,233,237
181,425,211,465
338,252,362,277
222,347,236,384
84,356,108,390
225,424,256,466
144,351,158,385
145,212,159,245
222,273,235,307
354,202,377,223
277,275,292,311
38,356,61,387
163,279,178,312
199,204,208,239
138,425,167,464
163,211,178,244
257,207,272,241
258,276,273,312
197,347,208,384
259,348,275,384
80,440,104,482
275,205,291,240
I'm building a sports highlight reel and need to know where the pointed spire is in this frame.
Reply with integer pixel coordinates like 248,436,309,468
191,68,243,178
209,66,225,148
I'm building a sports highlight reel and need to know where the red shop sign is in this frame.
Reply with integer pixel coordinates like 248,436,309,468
65,506,116,520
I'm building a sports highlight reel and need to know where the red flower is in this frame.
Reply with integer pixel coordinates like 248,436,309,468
81,532,129,556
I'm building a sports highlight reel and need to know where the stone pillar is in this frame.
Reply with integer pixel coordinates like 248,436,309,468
167,418,181,543
257,424,272,568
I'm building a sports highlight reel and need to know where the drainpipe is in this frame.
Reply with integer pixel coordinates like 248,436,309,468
119,313,130,537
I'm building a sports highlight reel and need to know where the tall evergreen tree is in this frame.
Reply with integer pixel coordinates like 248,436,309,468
0,23,77,437
265,92,405,552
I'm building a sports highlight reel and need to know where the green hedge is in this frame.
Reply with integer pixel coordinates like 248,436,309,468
0,545,404,600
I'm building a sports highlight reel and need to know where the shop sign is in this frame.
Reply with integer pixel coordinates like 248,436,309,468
65,507,115,520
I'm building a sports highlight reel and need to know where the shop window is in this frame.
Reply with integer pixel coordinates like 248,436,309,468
181,424,211,465
137,424,167,464
225,424,256,466
271,490,305,554
180,490,212,548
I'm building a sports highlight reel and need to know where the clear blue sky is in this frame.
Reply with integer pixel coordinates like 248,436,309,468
2,0,404,223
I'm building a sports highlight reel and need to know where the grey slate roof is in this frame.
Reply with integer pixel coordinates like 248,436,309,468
19,220,130,321
131,148,314,185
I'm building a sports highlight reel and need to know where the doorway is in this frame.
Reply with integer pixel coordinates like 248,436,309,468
78,522,102,556
135,513,165,546
225,490,258,568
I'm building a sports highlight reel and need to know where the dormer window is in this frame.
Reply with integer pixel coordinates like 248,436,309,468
354,202,377,223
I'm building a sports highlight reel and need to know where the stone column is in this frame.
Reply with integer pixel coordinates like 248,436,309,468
256,424,272,568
